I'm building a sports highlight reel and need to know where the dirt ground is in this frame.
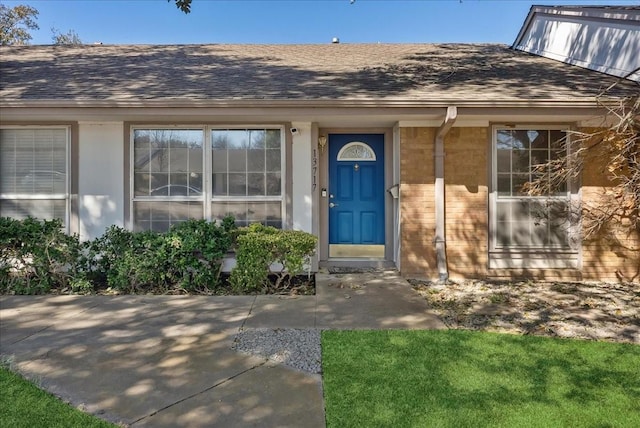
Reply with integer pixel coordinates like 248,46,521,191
409,279,640,344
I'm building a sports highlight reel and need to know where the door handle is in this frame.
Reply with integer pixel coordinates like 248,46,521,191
329,202,339,208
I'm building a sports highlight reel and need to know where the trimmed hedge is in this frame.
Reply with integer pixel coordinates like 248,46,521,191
1,217,316,295
230,223,317,293
1,217,236,294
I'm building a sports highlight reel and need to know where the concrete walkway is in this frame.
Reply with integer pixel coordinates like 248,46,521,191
0,271,444,427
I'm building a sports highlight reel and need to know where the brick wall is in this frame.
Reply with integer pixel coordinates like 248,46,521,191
399,126,639,283
443,127,489,279
580,132,639,282
399,127,436,275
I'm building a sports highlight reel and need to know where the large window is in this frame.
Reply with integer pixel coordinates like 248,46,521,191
491,127,575,268
133,129,204,232
132,127,283,232
0,128,69,226
211,129,282,228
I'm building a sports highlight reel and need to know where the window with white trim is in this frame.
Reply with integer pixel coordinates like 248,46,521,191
133,129,204,232
210,129,283,228
337,142,376,161
491,127,576,267
132,127,284,232
0,127,70,227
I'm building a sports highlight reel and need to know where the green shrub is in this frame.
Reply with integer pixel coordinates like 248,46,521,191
230,224,317,292
0,217,83,294
162,218,235,292
82,218,235,293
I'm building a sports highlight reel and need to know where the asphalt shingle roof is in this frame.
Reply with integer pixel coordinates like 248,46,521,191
1,43,637,103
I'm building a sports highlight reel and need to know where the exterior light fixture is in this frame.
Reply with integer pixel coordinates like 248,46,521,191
318,135,327,154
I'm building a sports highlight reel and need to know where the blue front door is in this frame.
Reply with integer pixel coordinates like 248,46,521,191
329,134,385,257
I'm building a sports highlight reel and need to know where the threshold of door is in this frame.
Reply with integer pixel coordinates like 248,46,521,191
329,244,385,258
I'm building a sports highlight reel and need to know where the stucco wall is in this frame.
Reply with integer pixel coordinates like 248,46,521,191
78,122,124,241
290,122,313,234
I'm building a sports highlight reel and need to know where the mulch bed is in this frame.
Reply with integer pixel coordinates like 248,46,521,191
409,279,640,344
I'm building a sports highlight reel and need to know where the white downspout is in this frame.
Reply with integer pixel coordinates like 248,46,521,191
435,106,457,282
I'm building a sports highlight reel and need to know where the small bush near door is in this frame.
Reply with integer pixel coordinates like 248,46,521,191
231,223,317,293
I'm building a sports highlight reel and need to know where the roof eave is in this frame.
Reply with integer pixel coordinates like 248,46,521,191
0,98,612,109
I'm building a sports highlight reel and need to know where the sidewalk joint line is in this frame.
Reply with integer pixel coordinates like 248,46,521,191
7,301,103,346
238,295,257,333
130,360,268,425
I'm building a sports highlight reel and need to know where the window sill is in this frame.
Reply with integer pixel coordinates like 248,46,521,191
489,249,578,269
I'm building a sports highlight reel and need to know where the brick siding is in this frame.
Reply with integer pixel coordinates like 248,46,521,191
399,126,638,283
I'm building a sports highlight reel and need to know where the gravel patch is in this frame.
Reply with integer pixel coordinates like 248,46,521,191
232,328,322,374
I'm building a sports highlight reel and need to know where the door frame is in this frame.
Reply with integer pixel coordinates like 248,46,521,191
318,127,394,264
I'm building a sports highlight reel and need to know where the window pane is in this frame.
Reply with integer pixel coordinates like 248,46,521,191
247,173,265,196
266,149,281,172
247,201,266,222
228,173,247,196
266,130,281,149
496,130,513,149
250,130,266,149
133,201,203,232
188,173,203,195
226,130,250,149
495,201,512,222
496,150,511,173
494,129,570,250
134,129,203,199
212,202,248,227
263,201,282,227
531,150,549,167
512,174,529,196
212,201,282,229
212,173,228,196
497,174,511,196
550,130,566,151
529,130,548,150
0,199,66,224
188,147,203,173
170,148,188,171
511,130,531,150
266,173,281,196
211,129,283,199
0,129,67,196
212,149,228,173
149,173,169,194
149,149,170,172
247,149,265,171
212,132,228,149
511,149,529,173
228,149,246,172
134,173,150,196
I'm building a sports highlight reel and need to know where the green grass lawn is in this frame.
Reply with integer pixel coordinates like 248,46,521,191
0,366,115,428
322,330,640,428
